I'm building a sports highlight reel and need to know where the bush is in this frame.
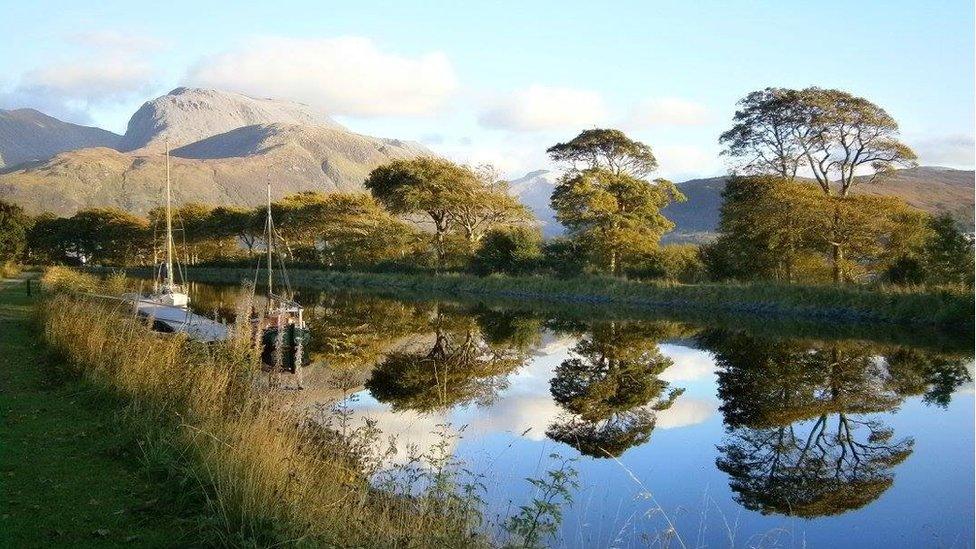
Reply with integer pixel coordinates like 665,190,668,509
541,238,587,278
628,245,706,282
472,227,542,275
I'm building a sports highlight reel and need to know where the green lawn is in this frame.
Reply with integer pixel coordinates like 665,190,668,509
0,279,183,547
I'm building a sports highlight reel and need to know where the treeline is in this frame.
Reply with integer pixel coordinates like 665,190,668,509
0,86,972,287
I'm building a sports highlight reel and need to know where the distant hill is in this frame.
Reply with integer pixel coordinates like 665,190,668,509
0,108,121,169
506,167,976,242
0,89,429,215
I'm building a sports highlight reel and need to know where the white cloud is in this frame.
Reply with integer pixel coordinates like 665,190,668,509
21,59,154,104
0,29,160,123
479,85,608,131
655,398,717,429
186,36,457,118
628,97,709,127
659,345,717,383
911,134,975,168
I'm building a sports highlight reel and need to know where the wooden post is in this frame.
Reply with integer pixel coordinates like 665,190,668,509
25,279,31,296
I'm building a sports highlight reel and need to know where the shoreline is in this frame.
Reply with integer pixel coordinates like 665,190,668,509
106,266,974,335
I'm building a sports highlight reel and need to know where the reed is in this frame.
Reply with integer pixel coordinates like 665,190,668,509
36,267,489,547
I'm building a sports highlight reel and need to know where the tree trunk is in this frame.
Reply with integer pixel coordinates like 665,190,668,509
832,243,844,284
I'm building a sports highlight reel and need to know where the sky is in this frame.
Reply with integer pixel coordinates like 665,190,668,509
1,0,973,180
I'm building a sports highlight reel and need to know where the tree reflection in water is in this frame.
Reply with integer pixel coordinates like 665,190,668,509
701,329,972,517
547,321,685,458
366,305,529,412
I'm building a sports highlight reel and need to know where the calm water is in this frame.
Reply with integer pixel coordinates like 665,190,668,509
184,281,975,548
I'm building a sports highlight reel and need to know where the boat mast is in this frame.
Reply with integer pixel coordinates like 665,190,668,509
266,180,273,301
165,140,174,289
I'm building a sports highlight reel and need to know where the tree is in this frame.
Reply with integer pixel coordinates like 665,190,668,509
551,169,685,275
365,157,477,268
548,129,684,275
919,214,974,286
69,208,151,266
546,321,684,457
547,129,658,177
209,206,262,256
700,330,926,517
448,164,532,246
365,306,527,412
471,226,542,275
720,87,918,196
719,88,806,179
720,88,919,283
0,200,31,263
703,176,819,282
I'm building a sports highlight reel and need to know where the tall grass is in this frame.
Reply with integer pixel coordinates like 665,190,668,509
37,267,492,547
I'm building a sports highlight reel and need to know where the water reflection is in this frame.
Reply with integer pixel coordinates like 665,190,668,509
547,321,685,458
701,329,972,518
365,304,529,412
156,280,975,542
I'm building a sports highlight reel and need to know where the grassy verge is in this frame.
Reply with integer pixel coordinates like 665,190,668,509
125,267,974,334
0,278,185,547
27,268,499,547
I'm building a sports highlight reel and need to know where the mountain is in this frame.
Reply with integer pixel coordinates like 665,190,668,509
118,87,344,151
507,169,560,237
507,167,976,242
0,108,121,168
0,89,429,215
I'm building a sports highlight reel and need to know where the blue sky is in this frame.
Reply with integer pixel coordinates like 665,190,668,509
1,0,973,179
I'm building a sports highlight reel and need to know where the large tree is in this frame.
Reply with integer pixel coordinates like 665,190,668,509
720,87,917,196
0,200,31,264
448,164,531,246
548,129,684,275
547,129,659,177
365,157,477,268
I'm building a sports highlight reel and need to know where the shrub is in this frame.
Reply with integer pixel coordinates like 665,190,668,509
472,227,542,275
541,238,587,278
628,245,706,282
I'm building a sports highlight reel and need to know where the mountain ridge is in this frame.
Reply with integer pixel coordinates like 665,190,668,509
0,108,121,169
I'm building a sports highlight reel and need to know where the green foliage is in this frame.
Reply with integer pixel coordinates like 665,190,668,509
917,214,974,286
705,175,934,284
547,128,658,177
628,244,706,282
540,238,587,278
503,454,578,548
547,129,684,275
551,169,684,274
0,199,31,263
472,226,542,275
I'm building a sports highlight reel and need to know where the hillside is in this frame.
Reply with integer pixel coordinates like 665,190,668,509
0,109,121,169
0,89,429,215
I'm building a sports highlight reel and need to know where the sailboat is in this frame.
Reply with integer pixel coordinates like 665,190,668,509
254,180,310,373
147,141,190,308
124,144,225,341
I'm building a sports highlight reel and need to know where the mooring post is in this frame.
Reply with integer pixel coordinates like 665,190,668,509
26,279,31,296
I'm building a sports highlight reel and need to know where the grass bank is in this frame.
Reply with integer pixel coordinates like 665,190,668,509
128,267,974,334
28,268,503,547
0,277,185,547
